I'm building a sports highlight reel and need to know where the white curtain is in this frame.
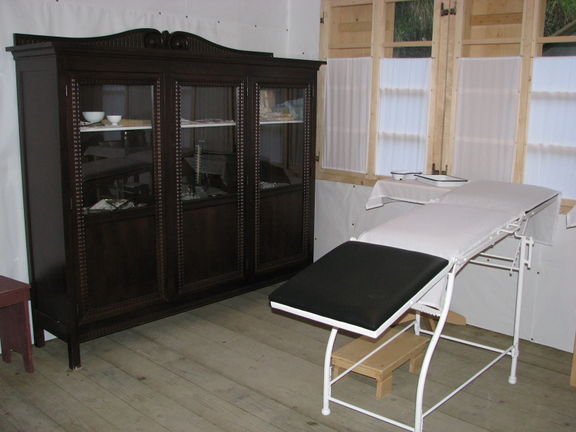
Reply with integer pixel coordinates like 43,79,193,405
322,57,372,173
375,58,431,176
452,57,521,182
524,56,576,200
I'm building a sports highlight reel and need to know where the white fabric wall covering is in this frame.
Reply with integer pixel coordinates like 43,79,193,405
0,0,319,283
452,57,522,182
314,180,576,353
286,0,321,59
322,57,372,173
527,223,576,351
524,56,576,200
376,58,431,176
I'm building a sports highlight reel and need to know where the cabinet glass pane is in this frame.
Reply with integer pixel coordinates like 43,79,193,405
180,86,236,201
259,88,305,189
79,84,154,213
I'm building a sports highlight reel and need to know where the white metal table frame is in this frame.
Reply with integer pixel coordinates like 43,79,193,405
318,217,536,432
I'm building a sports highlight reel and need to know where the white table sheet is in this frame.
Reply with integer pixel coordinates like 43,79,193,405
359,181,560,310
439,181,559,245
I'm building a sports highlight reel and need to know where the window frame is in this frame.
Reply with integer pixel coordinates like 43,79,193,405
317,0,575,211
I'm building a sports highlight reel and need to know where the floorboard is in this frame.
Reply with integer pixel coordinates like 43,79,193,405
0,286,574,432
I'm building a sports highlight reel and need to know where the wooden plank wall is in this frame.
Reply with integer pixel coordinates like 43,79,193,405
463,0,525,57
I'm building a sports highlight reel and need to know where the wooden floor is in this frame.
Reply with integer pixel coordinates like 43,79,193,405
0,285,574,432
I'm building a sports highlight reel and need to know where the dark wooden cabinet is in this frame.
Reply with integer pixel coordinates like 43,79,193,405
8,29,322,368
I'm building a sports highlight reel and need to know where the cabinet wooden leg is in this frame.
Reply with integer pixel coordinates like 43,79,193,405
19,302,34,373
33,319,45,348
67,339,81,370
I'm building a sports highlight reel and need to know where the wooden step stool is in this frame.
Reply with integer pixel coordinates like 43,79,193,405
0,275,34,373
332,328,427,398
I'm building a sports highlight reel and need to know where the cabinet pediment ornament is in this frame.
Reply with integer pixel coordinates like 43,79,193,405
13,28,274,58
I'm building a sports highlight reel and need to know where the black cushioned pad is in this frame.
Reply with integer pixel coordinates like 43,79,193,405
269,241,449,331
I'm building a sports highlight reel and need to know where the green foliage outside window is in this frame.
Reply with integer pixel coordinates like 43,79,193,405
393,0,434,58
545,0,576,36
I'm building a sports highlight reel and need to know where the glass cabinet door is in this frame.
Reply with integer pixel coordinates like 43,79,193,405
177,84,244,291
256,86,310,271
80,84,155,212
76,81,163,319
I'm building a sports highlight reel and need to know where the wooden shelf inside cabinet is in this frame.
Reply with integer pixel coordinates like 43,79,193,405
260,120,304,125
181,120,236,129
80,119,152,133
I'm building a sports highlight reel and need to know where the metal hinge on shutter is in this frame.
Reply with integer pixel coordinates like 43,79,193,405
440,2,456,16
431,163,449,175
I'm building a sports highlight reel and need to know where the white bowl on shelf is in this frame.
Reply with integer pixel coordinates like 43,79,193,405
82,111,105,123
106,115,122,126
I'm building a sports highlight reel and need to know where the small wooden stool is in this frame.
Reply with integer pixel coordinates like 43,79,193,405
0,275,34,373
332,328,427,399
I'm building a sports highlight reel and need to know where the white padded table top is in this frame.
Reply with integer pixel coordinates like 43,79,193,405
439,181,558,216
439,181,560,245
358,181,560,311
357,203,518,311
358,203,516,263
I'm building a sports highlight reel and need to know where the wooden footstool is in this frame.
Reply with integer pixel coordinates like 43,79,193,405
332,327,428,398
0,275,34,373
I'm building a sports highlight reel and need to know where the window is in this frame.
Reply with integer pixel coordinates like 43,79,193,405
452,57,522,182
323,57,372,173
524,57,576,199
318,0,576,207
376,57,432,176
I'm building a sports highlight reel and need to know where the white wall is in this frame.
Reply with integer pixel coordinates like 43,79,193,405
315,180,576,353
0,0,320,283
